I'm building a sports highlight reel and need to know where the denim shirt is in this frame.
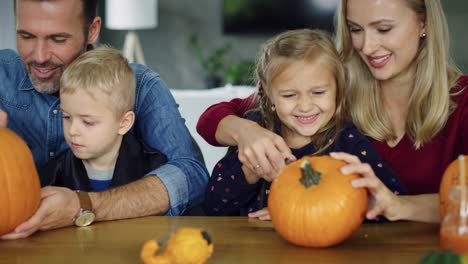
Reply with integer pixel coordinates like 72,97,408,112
0,49,208,215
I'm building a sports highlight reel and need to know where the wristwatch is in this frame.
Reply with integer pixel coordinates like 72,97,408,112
73,191,96,227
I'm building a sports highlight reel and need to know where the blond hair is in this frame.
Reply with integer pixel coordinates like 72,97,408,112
60,46,135,118
254,29,347,154
335,0,462,148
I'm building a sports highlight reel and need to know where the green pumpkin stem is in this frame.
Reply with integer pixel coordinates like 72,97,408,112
300,160,321,188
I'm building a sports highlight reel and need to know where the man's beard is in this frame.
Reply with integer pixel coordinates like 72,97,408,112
25,45,87,95
27,60,63,94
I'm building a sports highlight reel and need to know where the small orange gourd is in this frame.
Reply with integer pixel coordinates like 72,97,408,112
140,227,213,264
439,155,468,220
268,155,367,247
0,127,41,236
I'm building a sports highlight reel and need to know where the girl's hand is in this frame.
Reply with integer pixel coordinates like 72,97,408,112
248,207,271,221
330,152,403,221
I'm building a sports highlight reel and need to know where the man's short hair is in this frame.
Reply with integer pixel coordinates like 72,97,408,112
60,46,135,118
15,0,98,32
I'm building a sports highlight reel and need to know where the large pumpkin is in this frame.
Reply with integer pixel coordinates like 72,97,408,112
0,127,41,236
439,156,468,220
268,155,367,247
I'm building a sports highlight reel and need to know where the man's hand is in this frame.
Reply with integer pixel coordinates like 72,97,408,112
0,186,79,240
0,110,8,127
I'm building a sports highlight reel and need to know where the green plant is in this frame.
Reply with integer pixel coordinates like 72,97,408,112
419,250,468,264
189,34,231,81
225,60,255,85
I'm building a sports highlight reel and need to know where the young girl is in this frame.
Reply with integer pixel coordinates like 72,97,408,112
198,0,467,222
202,29,407,219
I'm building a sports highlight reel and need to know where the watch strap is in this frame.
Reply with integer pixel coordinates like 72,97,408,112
76,191,93,211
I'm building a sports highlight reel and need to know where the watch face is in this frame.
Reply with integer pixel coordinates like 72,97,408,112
75,210,96,227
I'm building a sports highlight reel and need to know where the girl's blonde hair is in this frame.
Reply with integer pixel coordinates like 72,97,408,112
335,0,462,148
254,29,347,154
60,46,135,118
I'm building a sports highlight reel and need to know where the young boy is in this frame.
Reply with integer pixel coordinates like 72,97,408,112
40,47,167,192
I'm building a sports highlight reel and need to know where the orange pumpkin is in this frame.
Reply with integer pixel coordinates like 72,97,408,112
268,155,367,247
439,156,468,220
0,127,41,236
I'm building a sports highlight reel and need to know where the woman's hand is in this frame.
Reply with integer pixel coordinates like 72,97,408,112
248,207,271,221
225,117,296,181
330,152,403,221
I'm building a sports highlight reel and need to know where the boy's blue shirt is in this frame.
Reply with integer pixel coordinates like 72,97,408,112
39,133,168,192
0,49,209,215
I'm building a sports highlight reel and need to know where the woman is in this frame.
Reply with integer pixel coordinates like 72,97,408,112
196,0,467,222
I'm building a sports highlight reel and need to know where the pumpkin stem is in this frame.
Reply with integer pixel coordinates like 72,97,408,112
300,160,321,188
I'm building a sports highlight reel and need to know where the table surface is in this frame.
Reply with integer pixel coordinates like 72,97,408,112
0,216,440,264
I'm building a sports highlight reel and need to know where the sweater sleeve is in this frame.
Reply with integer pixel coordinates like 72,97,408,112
203,147,264,216
196,94,256,146
458,79,468,153
462,103,468,153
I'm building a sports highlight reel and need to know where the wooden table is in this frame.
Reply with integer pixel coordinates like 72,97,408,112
0,216,440,264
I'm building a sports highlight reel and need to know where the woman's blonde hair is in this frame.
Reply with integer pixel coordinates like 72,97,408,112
335,0,462,148
60,46,135,118
254,29,347,154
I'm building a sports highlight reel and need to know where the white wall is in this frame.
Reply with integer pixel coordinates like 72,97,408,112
0,1,16,50
100,0,468,91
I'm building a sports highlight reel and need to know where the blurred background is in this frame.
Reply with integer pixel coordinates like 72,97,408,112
1,0,467,170
2,0,467,90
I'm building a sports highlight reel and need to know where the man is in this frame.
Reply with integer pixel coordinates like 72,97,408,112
0,0,208,239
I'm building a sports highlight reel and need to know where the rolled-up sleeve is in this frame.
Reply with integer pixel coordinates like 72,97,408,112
133,64,209,216
149,164,189,216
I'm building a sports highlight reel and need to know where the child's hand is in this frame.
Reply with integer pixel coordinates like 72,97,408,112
330,152,402,221
241,165,262,184
248,207,271,221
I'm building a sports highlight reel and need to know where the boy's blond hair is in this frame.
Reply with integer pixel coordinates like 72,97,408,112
60,46,135,118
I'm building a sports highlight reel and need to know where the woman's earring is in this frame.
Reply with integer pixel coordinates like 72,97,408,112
271,104,276,112
420,32,427,38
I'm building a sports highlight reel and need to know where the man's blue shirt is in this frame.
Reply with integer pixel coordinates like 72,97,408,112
0,49,209,215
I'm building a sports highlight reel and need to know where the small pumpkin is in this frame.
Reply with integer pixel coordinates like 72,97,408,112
439,156,468,220
140,227,213,264
268,155,367,247
0,127,41,236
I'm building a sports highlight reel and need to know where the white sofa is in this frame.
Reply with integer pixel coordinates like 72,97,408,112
170,85,255,172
